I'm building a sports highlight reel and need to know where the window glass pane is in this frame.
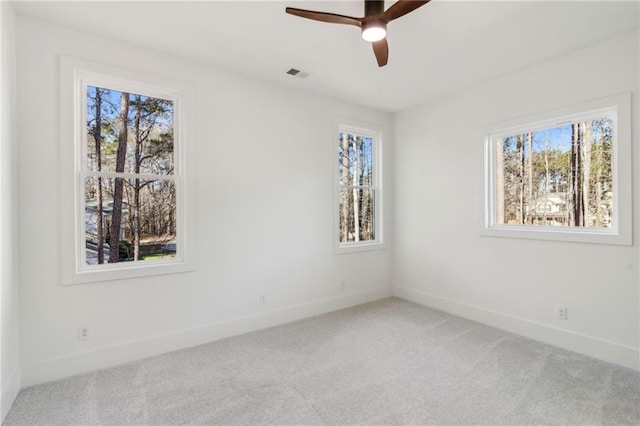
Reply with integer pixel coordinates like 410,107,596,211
361,136,373,186
86,86,174,175
338,188,376,243
84,176,177,264
338,133,348,185
495,117,613,228
338,133,374,186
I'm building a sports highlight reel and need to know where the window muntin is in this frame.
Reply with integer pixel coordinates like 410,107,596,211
337,126,382,250
484,93,631,245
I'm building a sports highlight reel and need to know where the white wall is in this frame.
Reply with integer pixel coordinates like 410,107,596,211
1,0,21,420
16,16,393,387
393,31,640,370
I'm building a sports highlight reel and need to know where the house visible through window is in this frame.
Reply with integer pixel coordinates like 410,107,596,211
337,125,382,250
85,86,177,265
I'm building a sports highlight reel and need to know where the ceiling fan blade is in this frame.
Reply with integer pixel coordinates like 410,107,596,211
285,7,362,27
372,39,389,67
382,1,430,22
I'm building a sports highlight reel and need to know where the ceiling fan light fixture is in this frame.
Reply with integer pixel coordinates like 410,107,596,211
286,0,431,66
361,20,387,42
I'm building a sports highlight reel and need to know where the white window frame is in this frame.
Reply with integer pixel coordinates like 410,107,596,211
60,57,196,285
483,93,631,245
334,121,384,253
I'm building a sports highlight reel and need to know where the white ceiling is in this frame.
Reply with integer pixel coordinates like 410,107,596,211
11,0,640,112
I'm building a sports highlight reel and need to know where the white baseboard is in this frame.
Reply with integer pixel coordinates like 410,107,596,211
21,286,392,387
394,286,640,371
1,367,21,422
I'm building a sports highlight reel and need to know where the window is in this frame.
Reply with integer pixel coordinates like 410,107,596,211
484,93,631,245
60,57,195,284
336,123,383,252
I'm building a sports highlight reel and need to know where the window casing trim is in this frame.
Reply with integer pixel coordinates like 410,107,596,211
482,93,631,245
60,56,196,285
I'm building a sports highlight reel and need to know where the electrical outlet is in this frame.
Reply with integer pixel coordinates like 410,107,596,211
556,305,567,320
78,327,90,340
259,294,266,305
340,280,346,290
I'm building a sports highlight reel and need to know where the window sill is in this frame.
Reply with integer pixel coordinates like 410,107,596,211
63,259,195,286
335,241,386,255
481,225,630,246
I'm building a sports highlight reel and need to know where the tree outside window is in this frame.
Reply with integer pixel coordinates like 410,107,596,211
85,86,176,265
494,117,613,228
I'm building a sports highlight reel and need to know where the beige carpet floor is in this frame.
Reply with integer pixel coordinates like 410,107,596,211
4,297,639,425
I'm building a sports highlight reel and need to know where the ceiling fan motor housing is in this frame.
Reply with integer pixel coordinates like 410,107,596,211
365,0,385,16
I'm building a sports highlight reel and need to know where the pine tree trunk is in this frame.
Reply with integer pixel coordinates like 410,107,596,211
516,134,524,224
352,138,360,242
595,131,604,226
108,92,130,263
543,132,550,224
359,140,368,238
133,95,142,261
527,131,533,224
544,139,550,194
495,138,505,224
570,123,583,226
582,121,592,226
93,88,105,264
340,133,349,242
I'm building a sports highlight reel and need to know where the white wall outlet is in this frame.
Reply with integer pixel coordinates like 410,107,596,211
259,294,266,305
556,305,567,320
78,326,90,340
340,280,346,290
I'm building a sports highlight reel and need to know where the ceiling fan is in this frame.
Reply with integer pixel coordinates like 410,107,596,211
285,0,430,67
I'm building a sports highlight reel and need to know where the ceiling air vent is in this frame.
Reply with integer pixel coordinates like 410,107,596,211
286,68,310,79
